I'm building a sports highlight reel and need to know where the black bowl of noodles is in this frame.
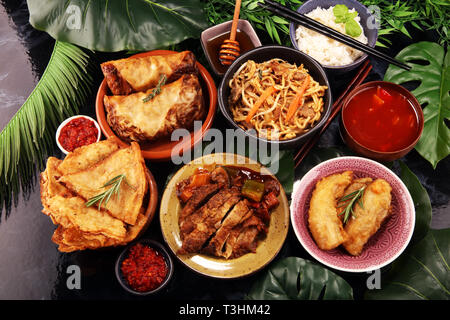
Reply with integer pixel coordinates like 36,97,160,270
218,45,332,150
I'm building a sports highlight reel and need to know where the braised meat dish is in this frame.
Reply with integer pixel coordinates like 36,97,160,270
176,165,280,259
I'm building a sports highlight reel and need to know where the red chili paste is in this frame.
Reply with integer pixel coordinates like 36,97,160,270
121,243,168,292
58,117,98,152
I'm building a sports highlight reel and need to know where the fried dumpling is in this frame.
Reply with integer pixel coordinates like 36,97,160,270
308,171,352,250
343,179,392,256
58,142,147,225
104,74,205,143
101,51,198,95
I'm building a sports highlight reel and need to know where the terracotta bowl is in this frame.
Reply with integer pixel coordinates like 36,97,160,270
340,81,424,162
137,168,159,238
96,50,217,162
290,156,415,273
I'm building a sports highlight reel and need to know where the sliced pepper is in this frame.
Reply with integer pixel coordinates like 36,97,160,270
242,179,265,202
189,173,211,187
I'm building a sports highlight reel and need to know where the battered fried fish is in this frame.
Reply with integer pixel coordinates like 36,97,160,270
343,179,392,256
308,171,353,250
101,51,198,95
104,74,204,143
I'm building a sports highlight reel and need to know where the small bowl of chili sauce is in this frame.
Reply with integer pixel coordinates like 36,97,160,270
340,81,424,162
115,239,174,296
56,115,101,154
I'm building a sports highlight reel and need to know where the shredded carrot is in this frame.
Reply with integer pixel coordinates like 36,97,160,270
285,76,310,123
245,86,278,123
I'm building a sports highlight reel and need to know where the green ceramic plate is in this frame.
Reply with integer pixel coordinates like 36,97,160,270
160,153,290,279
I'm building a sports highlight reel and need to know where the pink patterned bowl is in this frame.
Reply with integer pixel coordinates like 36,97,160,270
290,156,415,273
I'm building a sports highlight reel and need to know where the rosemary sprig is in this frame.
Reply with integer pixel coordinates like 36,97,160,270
337,186,366,224
142,74,167,102
85,174,129,210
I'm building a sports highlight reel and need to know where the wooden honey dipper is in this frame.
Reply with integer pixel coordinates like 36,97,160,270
219,0,242,66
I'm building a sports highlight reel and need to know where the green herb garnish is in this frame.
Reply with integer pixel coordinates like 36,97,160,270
85,174,129,210
142,74,167,103
333,4,362,38
337,186,366,224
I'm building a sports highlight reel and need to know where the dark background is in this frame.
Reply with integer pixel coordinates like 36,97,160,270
0,0,448,301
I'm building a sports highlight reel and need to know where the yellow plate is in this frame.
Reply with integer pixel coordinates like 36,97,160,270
159,153,290,279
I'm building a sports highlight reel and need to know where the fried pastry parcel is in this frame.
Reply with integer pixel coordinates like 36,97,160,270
104,74,204,143
308,171,352,250
343,179,392,256
58,142,147,225
307,172,393,256
101,51,198,95
40,137,150,252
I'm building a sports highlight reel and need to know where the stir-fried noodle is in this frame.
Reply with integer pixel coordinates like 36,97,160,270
228,59,327,140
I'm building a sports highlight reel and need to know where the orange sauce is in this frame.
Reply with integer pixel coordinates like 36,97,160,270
342,86,420,152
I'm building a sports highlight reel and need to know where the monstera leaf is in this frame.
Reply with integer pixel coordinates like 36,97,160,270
384,41,450,169
247,257,353,300
26,0,208,52
398,161,431,245
365,228,450,300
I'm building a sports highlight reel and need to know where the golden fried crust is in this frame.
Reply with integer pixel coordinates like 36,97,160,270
101,51,198,95
104,74,204,143
40,139,151,252
57,136,123,176
58,143,147,226
308,171,353,250
343,179,392,256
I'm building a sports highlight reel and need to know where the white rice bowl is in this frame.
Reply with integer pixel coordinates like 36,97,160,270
295,6,368,67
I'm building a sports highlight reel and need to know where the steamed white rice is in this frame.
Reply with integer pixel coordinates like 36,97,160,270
295,6,368,66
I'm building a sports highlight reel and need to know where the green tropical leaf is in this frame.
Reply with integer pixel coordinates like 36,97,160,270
26,0,208,52
247,257,353,300
0,41,95,217
384,41,450,168
398,161,432,244
365,228,450,300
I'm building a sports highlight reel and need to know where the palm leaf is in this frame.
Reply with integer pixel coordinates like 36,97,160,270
0,41,95,218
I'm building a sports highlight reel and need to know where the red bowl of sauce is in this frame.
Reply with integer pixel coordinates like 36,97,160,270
56,115,101,154
340,81,423,162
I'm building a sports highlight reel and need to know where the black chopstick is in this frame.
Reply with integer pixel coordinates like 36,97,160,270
259,0,411,71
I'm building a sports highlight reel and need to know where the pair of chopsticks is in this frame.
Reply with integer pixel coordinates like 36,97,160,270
259,0,411,71
294,60,373,169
